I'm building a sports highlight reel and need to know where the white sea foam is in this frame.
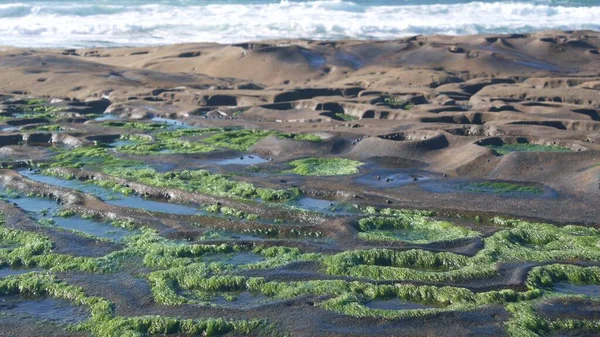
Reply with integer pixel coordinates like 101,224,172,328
0,1,598,47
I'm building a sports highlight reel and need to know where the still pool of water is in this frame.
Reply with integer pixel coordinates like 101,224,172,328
4,192,135,241
19,170,202,215
217,155,268,165
355,172,428,188
53,216,133,241
553,283,600,297
0,297,89,324
211,291,272,308
0,267,40,278
203,252,265,266
110,140,136,147
419,179,558,199
151,117,193,129
94,114,121,121
292,197,334,212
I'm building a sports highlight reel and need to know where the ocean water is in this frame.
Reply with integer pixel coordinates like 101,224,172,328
0,0,598,47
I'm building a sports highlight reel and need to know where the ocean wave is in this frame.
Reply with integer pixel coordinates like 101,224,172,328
0,4,32,18
0,1,598,47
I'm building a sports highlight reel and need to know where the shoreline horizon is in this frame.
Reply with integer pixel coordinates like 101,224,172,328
1,28,599,51
0,0,599,48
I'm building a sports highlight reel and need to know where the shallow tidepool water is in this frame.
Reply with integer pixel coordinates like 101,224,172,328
217,154,268,165
202,252,266,266
19,170,203,215
3,191,135,240
151,117,193,129
0,296,89,324
211,291,273,308
552,283,600,297
0,267,39,278
419,179,558,199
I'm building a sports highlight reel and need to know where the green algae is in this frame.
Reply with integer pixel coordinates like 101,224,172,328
460,182,544,195
45,146,297,201
202,129,275,152
278,133,323,142
113,128,320,155
487,143,571,155
2,189,600,337
205,204,259,220
117,140,216,155
202,129,322,152
106,166,298,201
323,218,600,284
333,113,357,121
0,272,268,337
384,97,414,110
526,264,600,289
285,157,363,176
357,214,479,244
100,121,167,130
